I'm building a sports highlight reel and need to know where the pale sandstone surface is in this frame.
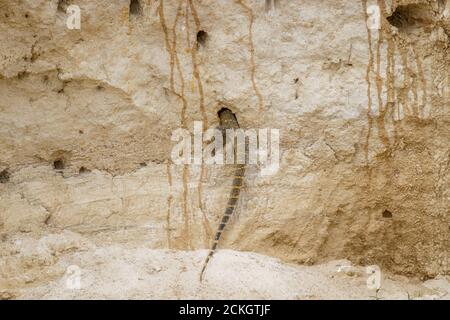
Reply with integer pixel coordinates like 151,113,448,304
0,0,449,299
0,231,448,299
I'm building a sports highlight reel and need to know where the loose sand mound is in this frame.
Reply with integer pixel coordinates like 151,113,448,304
1,231,448,300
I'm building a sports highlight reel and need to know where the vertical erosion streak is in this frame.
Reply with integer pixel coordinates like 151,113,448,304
362,0,393,161
362,0,374,165
187,0,208,128
172,0,188,127
170,0,183,89
385,26,398,141
400,50,410,116
186,0,212,245
182,163,192,249
159,0,191,249
159,0,175,90
411,44,428,118
375,0,390,148
236,0,265,111
166,163,173,248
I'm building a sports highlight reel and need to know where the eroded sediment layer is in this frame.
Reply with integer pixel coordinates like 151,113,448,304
0,0,449,286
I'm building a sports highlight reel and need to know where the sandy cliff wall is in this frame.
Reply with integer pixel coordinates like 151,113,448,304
0,0,449,278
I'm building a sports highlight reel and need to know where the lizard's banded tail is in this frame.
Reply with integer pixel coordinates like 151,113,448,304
199,107,245,282
199,164,246,281
199,243,217,282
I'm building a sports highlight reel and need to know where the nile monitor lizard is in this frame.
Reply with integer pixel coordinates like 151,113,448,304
199,108,246,281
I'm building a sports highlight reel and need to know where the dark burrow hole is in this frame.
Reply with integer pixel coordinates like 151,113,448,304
79,166,90,174
265,0,278,12
17,71,28,80
53,159,65,170
217,107,236,119
129,0,142,16
382,209,393,218
217,108,239,149
0,169,10,183
57,0,69,13
139,162,147,167
44,215,52,225
386,4,432,29
197,30,208,47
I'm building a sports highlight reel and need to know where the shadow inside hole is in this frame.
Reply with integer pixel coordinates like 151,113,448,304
386,4,433,29
53,159,65,170
79,166,90,174
0,169,10,183
382,209,393,218
129,0,142,16
57,0,69,13
265,0,278,12
197,30,208,47
217,107,235,118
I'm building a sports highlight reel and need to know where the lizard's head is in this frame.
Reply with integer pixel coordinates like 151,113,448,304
218,107,239,128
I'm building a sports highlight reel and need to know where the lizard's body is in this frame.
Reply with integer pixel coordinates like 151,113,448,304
199,108,245,281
